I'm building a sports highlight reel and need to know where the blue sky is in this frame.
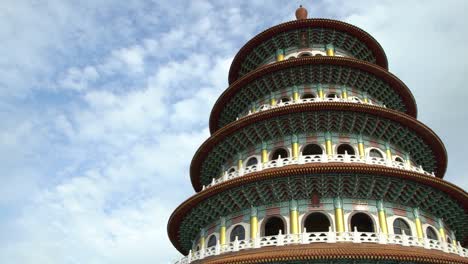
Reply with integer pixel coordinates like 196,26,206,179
0,0,467,263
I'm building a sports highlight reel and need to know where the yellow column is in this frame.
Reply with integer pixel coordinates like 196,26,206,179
363,93,369,103
220,217,226,245
413,208,424,240
237,154,243,171
405,153,411,166
270,93,277,106
385,143,392,161
293,86,299,101
325,132,333,157
326,44,335,56
318,85,324,99
276,49,284,62
438,218,446,242
250,207,258,239
450,231,457,246
334,197,345,233
199,229,206,249
377,200,389,235
292,134,299,160
358,136,365,158
290,200,299,234
341,87,348,99
261,142,268,164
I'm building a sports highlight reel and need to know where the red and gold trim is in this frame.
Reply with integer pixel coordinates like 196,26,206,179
192,243,468,264
228,18,389,84
170,164,467,253
211,57,417,133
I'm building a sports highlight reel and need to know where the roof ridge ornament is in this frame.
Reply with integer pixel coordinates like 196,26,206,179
295,5,308,20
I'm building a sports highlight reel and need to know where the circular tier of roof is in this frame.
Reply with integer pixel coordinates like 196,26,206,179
211,57,417,133
190,243,468,264
169,165,468,253
196,103,446,191
228,19,389,84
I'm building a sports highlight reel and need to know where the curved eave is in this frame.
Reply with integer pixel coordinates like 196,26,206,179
228,18,389,84
197,103,445,191
169,164,468,254
211,57,417,134
191,243,468,264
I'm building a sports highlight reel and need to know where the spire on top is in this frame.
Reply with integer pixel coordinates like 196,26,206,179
295,5,308,20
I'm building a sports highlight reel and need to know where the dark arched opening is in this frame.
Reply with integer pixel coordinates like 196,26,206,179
301,93,315,99
426,226,438,240
246,157,258,167
230,225,245,242
350,213,374,232
327,93,338,98
271,148,288,160
395,157,404,163
369,149,384,158
337,144,355,155
302,144,323,155
207,235,217,248
264,216,285,236
304,212,330,232
227,167,236,173
393,218,411,236
299,53,312,57
280,97,291,103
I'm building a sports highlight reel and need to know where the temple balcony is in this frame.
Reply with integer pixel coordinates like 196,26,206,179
174,229,468,263
204,153,433,190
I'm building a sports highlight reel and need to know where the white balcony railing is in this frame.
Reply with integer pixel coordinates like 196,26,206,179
237,97,384,120
173,228,468,263
203,153,434,190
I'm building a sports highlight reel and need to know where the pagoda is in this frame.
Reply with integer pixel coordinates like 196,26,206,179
168,6,468,264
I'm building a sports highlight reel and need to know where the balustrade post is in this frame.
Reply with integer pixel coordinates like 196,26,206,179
321,153,328,163
457,241,465,257
187,250,192,263
301,228,308,244
277,155,283,167
215,241,220,255
257,161,263,171
233,236,239,252
199,248,205,260
353,226,361,243
423,237,430,249
344,151,350,163
327,226,336,243
298,151,305,164
277,230,284,246
254,231,260,248
223,172,228,181
211,178,215,186
442,241,449,253
378,228,387,244
402,230,409,246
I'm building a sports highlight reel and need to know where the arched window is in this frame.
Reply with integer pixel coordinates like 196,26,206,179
246,157,258,167
395,157,404,163
393,218,412,236
287,56,296,60
271,148,288,160
314,53,323,56
304,212,330,232
426,226,438,240
302,144,323,155
301,93,315,99
299,52,312,57
196,245,200,251
350,213,374,232
207,235,217,248
369,149,384,158
230,225,245,242
280,97,291,103
337,144,355,155
227,167,236,173
326,93,338,98
264,216,285,236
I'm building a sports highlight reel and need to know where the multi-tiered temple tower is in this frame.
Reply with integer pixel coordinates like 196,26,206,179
168,6,468,264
